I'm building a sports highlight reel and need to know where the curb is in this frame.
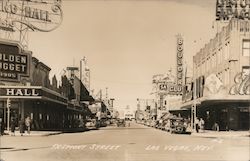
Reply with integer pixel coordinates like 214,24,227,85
190,133,250,138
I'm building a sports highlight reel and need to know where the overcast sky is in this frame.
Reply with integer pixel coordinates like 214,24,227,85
28,0,217,110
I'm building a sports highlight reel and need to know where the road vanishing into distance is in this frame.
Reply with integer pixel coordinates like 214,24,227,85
1,122,249,161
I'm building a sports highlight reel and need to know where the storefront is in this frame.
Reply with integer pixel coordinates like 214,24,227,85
0,86,68,130
179,19,250,131
0,40,95,131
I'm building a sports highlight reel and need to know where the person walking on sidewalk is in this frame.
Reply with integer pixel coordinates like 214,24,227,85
0,118,4,136
25,116,31,134
19,119,25,136
10,118,16,136
195,117,200,133
199,118,205,133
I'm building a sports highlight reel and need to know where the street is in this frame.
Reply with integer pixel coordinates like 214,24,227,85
1,122,249,161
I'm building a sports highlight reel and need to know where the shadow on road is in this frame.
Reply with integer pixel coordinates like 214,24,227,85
1,146,52,152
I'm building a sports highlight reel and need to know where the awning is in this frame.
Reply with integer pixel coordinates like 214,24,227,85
173,95,250,111
0,86,68,105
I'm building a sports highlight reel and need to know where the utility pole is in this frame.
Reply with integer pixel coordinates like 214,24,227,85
7,98,11,132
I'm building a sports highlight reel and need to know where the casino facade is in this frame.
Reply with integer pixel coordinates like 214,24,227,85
0,39,94,130
180,19,250,131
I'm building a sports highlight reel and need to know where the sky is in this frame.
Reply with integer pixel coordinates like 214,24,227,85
27,0,217,110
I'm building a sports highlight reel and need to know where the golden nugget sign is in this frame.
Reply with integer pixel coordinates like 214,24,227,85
0,0,63,32
0,42,30,81
216,0,250,20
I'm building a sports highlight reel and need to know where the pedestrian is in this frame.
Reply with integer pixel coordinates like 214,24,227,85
25,116,31,134
19,119,25,136
213,122,219,132
199,118,205,133
195,117,199,133
10,118,16,136
0,118,4,136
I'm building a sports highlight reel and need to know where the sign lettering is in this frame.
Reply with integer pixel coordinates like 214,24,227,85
230,72,250,95
216,0,250,21
176,35,183,93
0,0,63,32
0,42,30,81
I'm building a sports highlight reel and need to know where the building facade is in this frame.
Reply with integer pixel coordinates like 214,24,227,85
0,39,94,131
182,19,250,130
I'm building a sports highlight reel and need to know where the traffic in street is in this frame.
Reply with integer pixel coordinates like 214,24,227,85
1,121,249,161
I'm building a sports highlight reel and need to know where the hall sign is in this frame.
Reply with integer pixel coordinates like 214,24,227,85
0,86,41,98
0,43,30,81
0,0,63,32
216,0,250,21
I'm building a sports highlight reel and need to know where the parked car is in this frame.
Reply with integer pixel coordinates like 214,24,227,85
85,119,97,130
116,119,126,127
165,117,187,134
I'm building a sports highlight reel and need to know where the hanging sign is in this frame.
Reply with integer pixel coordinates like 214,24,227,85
0,42,31,81
216,0,250,21
0,0,63,32
230,72,250,95
176,35,183,94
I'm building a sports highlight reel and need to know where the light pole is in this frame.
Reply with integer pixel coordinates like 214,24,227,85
7,98,11,132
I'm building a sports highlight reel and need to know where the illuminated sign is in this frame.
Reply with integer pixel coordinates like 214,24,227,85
0,42,30,81
158,83,182,95
230,72,250,95
0,86,41,98
176,35,183,93
216,0,250,21
0,0,63,32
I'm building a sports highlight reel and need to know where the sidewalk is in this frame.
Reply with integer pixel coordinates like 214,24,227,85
191,130,250,138
3,130,62,137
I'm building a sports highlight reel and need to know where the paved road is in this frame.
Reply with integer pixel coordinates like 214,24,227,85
1,122,249,161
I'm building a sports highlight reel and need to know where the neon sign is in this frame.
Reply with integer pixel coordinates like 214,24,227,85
229,72,250,95
0,0,63,32
176,35,183,93
216,0,250,21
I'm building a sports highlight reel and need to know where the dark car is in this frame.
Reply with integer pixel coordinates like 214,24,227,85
166,117,187,134
116,119,125,127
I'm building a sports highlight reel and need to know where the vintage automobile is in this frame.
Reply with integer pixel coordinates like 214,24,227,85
116,119,126,127
85,119,98,130
165,117,187,134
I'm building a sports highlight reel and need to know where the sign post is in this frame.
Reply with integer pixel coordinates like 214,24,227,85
6,98,11,132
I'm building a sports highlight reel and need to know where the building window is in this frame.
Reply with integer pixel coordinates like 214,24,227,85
242,40,250,56
242,66,250,78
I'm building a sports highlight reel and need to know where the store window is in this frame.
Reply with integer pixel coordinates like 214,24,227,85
242,66,250,79
39,113,42,120
242,40,250,56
